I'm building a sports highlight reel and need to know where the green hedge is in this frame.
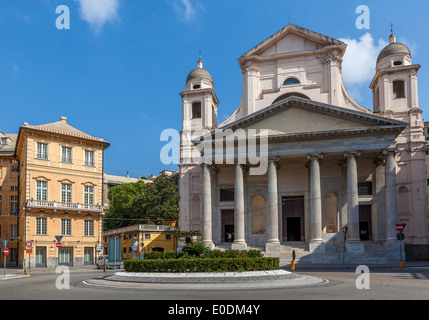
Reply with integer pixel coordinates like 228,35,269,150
124,257,279,273
142,249,264,260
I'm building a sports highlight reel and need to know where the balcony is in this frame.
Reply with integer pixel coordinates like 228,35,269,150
26,199,103,213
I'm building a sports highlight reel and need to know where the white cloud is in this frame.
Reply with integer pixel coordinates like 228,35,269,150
173,0,198,21
77,0,119,33
339,33,388,85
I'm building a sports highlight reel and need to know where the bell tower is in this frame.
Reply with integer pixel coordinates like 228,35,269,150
370,31,427,245
180,58,219,165
370,32,420,116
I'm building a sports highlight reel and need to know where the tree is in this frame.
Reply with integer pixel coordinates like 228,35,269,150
103,174,179,230
173,230,202,244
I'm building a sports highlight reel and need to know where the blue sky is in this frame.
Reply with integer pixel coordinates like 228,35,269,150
1,0,428,178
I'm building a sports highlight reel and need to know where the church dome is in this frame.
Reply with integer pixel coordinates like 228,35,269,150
377,34,411,63
186,59,213,83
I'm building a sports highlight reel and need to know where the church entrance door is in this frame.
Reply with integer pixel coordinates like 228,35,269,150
282,196,305,242
221,209,235,242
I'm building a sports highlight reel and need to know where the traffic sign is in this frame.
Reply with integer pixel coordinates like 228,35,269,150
1,239,8,248
56,242,62,248
397,233,405,241
55,236,63,243
396,224,404,232
3,248,9,256
131,245,137,251
26,241,32,250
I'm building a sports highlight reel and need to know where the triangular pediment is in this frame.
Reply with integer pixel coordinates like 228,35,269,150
239,24,346,61
195,97,407,144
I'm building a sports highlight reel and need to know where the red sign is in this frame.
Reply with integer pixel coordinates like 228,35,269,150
56,242,62,248
3,248,9,256
396,224,404,232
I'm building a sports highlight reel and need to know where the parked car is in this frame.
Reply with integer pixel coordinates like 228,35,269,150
96,255,123,269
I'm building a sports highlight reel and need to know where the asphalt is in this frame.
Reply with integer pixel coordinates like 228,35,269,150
2,261,429,289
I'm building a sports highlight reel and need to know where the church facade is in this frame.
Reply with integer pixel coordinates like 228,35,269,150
178,24,428,264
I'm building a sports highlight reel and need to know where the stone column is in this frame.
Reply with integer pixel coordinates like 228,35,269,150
308,154,325,253
374,157,386,242
266,157,280,252
384,149,399,242
232,163,247,250
345,151,364,253
202,163,214,249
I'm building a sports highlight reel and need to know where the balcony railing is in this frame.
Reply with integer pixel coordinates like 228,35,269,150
26,199,103,212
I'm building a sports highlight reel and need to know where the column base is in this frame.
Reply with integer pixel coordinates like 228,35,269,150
231,241,247,251
203,241,215,250
384,240,404,261
309,241,325,253
346,241,364,253
265,241,281,253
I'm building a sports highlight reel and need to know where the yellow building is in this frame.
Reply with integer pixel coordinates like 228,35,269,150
102,222,178,260
0,132,19,266
14,116,110,268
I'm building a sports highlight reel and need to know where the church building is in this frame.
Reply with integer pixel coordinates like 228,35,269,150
178,24,428,264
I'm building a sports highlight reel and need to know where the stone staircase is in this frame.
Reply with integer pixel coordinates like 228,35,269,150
213,233,402,265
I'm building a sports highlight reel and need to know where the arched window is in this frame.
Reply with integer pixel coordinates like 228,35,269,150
283,78,300,86
393,80,405,99
322,193,337,233
251,196,266,234
398,186,409,215
192,101,202,119
272,92,310,104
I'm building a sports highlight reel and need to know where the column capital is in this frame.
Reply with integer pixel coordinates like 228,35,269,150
383,148,401,157
268,156,280,163
307,153,323,161
374,157,385,166
344,151,361,159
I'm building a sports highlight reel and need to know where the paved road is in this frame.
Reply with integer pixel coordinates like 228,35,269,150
1,266,429,302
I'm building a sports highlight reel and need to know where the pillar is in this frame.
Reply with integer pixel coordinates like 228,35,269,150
308,154,325,253
232,163,247,250
345,151,364,253
384,149,399,242
266,157,280,252
202,163,214,249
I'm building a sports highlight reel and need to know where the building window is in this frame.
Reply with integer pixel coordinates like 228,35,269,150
358,182,373,196
61,219,71,236
11,165,18,173
37,142,48,160
36,217,47,235
10,196,18,215
166,234,171,240
84,150,94,167
220,188,234,202
192,102,202,119
10,186,18,192
0,196,2,215
84,220,94,237
283,77,300,86
0,138,6,145
393,80,405,99
84,186,94,205
61,184,72,203
61,146,72,163
10,225,17,239
145,234,151,240
36,181,47,201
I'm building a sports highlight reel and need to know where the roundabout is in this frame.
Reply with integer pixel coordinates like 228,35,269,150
83,269,327,289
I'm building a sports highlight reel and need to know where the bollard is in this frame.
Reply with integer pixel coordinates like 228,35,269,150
291,260,295,272
399,261,403,268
